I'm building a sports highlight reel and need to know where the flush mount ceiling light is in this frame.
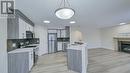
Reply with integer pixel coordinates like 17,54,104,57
55,0,75,19
43,20,50,23
70,21,76,24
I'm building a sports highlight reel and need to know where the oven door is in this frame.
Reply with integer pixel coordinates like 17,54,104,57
34,47,39,64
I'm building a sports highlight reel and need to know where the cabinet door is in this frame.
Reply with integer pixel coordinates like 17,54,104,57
7,16,19,39
57,30,61,38
30,25,34,32
29,50,34,71
8,52,29,73
26,24,34,32
48,30,57,33
57,42,62,51
61,30,66,37
26,23,30,31
19,18,26,39
57,30,66,38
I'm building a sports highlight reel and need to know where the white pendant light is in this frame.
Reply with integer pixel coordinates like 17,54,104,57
55,0,75,19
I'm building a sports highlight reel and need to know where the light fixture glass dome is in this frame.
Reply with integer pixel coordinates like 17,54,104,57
55,8,75,19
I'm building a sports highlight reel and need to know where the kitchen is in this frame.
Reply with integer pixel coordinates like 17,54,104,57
1,0,130,73
7,9,40,73
6,9,87,73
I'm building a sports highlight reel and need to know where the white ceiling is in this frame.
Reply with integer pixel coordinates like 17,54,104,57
15,0,130,28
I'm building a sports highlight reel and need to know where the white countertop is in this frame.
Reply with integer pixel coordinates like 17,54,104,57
67,43,87,50
8,48,34,54
8,44,39,54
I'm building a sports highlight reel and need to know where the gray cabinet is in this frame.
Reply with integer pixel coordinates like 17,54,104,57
7,14,19,39
8,52,29,73
67,49,82,73
65,26,70,38
7,9,34,39
67,44,88,73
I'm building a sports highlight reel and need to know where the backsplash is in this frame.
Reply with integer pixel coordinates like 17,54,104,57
7,38,39,52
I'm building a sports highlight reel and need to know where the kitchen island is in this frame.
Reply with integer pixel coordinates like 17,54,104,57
67,43,88,73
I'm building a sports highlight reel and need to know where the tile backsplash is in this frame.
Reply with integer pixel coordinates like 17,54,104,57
7,38,39,52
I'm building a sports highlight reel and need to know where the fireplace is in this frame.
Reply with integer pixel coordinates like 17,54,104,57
114,37,130,53
119,41,130,53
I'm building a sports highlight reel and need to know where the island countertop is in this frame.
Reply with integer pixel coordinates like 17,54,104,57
67,43,87,50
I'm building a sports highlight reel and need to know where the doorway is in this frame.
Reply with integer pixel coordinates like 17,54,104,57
48,33,57,54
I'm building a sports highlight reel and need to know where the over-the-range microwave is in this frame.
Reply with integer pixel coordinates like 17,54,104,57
26,31,34,39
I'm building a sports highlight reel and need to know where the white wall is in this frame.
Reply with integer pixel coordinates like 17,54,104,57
70,26,101,49
0,18,8,73
34,24,48,56
101,24,130,50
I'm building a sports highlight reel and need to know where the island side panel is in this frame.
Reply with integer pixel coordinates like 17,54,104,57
67,49,82,73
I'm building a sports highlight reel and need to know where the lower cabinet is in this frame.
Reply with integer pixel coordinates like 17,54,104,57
29,50,34,71
8,50,34,73
8,52,29,73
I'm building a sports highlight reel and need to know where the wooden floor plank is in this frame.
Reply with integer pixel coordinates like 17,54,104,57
31,48,130,73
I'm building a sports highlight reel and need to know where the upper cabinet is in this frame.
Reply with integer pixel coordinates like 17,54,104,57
19,18,27,39
57,29,66,38
26,23,34,32
48,29,66,38
7,9,35,39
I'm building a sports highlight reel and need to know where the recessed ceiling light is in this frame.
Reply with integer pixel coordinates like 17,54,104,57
119,23,126,25
43,20,50,23
70,21,76,24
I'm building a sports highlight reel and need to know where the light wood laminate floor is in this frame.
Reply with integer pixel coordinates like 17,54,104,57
31,48,130,73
